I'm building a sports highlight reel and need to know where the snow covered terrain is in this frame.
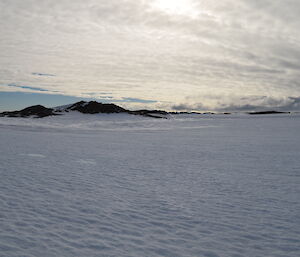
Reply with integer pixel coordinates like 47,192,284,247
0,113,300,257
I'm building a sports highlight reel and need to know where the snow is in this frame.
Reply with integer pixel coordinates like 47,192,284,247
53,103,74,111
0,113,300,257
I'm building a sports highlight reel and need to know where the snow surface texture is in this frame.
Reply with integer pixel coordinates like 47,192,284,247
0,113,300,257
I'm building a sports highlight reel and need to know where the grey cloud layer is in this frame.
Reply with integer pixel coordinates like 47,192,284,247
0,0,299,110
173,95,300,112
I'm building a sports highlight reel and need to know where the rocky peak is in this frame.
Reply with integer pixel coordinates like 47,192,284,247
0,105,58,118
65,101,127,114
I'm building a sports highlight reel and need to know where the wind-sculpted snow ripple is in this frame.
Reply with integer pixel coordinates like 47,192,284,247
0,114,300,256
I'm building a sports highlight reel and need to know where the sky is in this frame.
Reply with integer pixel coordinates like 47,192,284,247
0,0,300,111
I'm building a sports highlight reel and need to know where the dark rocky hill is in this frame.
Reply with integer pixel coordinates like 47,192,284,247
64,101,127,114
0,101,170,119
0,105,58,118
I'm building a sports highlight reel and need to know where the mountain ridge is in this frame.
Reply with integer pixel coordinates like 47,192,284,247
0,101,169,119
0,101,292,118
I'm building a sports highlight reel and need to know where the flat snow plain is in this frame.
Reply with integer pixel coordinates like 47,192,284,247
0,113,300,257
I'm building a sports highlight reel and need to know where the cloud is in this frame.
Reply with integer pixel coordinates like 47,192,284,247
172,95,300,112
0,0,299,109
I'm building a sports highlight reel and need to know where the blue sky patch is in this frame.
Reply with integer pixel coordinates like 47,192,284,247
0,91,157,112
0,92,106,111
121,97,157,103
8,83,50,92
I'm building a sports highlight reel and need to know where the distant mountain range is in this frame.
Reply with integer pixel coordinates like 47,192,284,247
0,101,169,119
0,101,291,119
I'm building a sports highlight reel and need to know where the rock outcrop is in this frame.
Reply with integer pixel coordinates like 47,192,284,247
0,105,58,118
248,111,290,115
129,109,169,119
0,101,170,119
64,101,127,114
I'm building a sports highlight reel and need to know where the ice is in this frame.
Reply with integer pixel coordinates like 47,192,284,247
0,113,300,257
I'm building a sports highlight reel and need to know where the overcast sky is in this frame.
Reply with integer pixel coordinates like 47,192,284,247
1,0,300,111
